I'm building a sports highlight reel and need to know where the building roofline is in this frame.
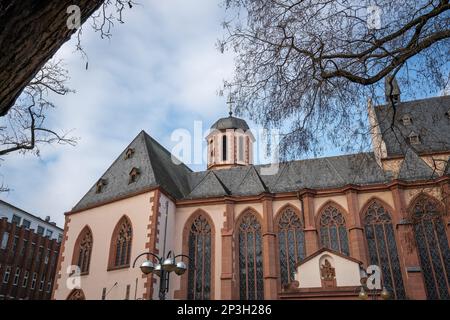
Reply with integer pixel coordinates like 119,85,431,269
0,199,63,231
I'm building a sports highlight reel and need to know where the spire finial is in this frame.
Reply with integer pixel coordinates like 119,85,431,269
226,94,234,117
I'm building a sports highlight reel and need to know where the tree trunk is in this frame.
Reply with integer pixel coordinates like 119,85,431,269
0,0,104,116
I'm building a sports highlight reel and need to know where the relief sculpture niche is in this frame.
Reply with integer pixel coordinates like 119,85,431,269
320,258,336,288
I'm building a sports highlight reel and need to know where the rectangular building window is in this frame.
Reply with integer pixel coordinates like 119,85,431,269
31,272,37,290
102,288,106,300
21,239,28,256
1,232,9,249
11,214,21,225
50,253,56,266
31,273,37,290
45,249,50,264
3,266,11,283
12,236,19,253
30,242,36,260
22,271,29,288
45,230,53,238
37,246,44,263
37,226,44,236
57,233,63,243
46,279,52,293
22,219,31,229
13,268,20,286
39,274,45,291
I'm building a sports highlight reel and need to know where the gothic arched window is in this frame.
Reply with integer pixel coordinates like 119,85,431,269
277,207,305,286
187,215,212,300
411,196,450,299
72,227,92,275
238,212,264,300
109,217,133,269
319,205,349,255
364,201,406,299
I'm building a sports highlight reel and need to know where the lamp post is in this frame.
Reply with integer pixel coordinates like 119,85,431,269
358,267,391,300
133,251,192,300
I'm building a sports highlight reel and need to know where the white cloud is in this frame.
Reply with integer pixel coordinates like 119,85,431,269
0,0,238,227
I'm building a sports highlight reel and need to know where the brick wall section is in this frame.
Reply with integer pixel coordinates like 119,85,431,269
300,192,319,256
261,194,278,299
220,199,235,299
391,186,427,299
346,190,368,266
143,189,161,300
51,216,70,299
0,218,61,300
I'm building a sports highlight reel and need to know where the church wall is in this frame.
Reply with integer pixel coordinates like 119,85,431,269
154,193,177,300
53,191,154,300
421,154,450,176
381,159,403,177
403,186,443,208
272,200,302,219
234,202,263,221
357,191,395,212
314,196,349,219
170,204,226,300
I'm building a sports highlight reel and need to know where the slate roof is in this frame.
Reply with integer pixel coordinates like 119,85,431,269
210,115,250,131
72,97,450,210
397,149,438,180
374,95,450,157
72,131,192,211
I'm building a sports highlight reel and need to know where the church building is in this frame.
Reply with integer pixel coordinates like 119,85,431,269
52,92,450,300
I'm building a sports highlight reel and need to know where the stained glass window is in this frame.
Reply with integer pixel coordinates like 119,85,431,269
74,227,92,274
319,205,349,255
411,196,449,300
238,212,264,300
364,201,406,299
187,215,212,300
277,207,305,286
112,217,132,267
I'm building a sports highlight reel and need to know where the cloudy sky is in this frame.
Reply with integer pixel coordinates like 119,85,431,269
1,0,251,226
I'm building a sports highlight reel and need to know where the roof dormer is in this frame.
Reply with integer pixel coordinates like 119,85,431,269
129,167,140,184
95,179,108,193
125,148,135,159
400,114,412,126
408,132,420,145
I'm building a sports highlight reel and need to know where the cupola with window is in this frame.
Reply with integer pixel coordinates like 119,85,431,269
206,108,255,170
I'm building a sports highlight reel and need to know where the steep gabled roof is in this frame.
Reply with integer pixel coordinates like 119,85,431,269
398,149,437,180
234,166,267,196
373,95,450,157
72,131,192,211
185,171,230,199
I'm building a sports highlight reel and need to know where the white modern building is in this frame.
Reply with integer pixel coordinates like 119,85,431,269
0,200,63,243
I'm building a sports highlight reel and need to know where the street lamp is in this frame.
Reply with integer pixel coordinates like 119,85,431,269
133,251,192,300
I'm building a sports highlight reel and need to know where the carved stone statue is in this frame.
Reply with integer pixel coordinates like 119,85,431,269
321,259,336,281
